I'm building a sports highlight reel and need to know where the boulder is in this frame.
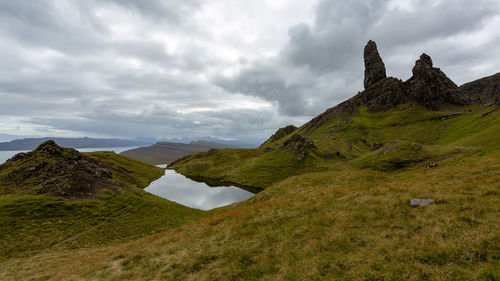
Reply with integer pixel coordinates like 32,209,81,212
410,198,435,207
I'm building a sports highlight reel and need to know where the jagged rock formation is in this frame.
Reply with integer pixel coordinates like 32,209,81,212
0,141,126,198
302,42,481,132
364,40,387,89
405,53,468,109
459,72,500,105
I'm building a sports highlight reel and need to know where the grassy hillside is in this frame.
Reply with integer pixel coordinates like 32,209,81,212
0,106,498,280
1,145,498,280
0,147,203,259
120,141,238,165
171,104,499,188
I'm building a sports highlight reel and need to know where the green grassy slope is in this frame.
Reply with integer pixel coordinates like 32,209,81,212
3,146,498,281
171,104,500,188
0,150,203,259
0,106,498,280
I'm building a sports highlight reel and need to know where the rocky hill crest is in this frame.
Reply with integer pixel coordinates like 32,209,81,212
0,141,128,198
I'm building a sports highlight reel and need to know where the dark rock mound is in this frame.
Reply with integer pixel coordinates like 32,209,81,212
459,72,500,105
0,141,123,198
404,53,469,109
357,77,407,111
364,40,387,89
281,134,316,160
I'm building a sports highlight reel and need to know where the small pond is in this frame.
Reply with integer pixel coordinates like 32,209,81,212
145,169,256,210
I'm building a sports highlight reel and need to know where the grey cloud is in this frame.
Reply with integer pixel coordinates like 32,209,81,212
1,0,499,142
27,106,285,144
0,1,106,54
372,0,497,46
221,0,500,116
101,0,201,23
215,64,310,116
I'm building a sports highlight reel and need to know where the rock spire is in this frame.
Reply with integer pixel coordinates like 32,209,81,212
363,40,387,89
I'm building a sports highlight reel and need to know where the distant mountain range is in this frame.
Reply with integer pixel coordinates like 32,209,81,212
0,137,150,151
132,136,258,148
120,140,239,165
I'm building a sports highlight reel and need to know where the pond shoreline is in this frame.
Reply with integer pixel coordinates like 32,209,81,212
168,168,264,194
145,169,256,210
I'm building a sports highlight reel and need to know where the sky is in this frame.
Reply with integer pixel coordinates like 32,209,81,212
1,0,499,145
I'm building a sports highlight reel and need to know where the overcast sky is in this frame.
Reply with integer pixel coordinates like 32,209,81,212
1,0,499,144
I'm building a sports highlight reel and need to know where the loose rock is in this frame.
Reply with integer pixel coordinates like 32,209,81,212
426,162,438,169
410,198,435,207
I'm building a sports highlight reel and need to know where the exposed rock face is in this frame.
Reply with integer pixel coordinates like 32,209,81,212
281,134,316,160
364,40,387,89
357,77,407,111
459,72,500,105
405,54,468,109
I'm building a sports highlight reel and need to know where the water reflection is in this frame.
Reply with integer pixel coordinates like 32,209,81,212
145,169,255,210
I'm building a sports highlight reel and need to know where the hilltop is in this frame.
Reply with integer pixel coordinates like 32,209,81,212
0,141,203,258
1,140,127,198
120,140,238,165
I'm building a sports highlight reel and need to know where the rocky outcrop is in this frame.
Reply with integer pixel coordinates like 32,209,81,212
405,54,469,109
300,41,496,135
364,40,387,89
0,141,121,198
356,52,471,111
459,72,500,105
268,125,297,143
281,134,316,160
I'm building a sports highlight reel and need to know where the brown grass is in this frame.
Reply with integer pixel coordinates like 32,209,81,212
1,149,498,280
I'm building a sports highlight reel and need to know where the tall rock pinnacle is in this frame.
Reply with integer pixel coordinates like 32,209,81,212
363,40,387,89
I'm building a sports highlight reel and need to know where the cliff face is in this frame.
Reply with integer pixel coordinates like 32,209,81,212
459,72,500,105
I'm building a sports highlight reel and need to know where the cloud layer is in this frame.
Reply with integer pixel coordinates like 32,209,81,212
1,0,499,144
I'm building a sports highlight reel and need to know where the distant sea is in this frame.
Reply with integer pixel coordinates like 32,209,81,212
0,146,141,164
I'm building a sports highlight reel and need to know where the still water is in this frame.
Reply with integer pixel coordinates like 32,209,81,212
0,146,140,164
0,147,255,210
145,169,255,210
